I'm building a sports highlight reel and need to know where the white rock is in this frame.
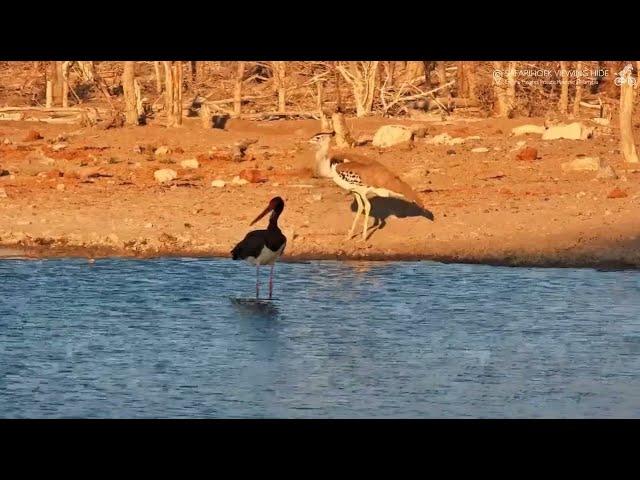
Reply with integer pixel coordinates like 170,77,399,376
312,194,323,201
561,157,602,172
56,183,65,191
52,143,67,151
511,124,546,136
154,168,177,183
211,180,226,188
0,188,6,198
231,176,249,186
3,138,11,145
471,147,490,153
426,133,466,145
154,146,170,156
372,125,414,148
542,122,593,141
596,165,618,180
180,159,199,169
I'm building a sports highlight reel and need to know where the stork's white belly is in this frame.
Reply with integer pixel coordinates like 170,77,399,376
246,243,285,266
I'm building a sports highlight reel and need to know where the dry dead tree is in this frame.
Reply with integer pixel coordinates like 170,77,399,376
233,62,245,117
332,111,354,148
493,61,517,117
162,61,183,126
272,61,286,113
123,62,138,125
436,62,449,96
154,61,163,93
619,64,638,163
336,62,379,117
558,61,569,114
572,61,583,117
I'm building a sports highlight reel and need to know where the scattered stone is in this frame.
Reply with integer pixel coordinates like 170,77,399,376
561,157,602,172
0,169,10,177
576,191,587,198
144,223,154,229
211,180,226,188
56,183,65,191
312,194,323,201
541,122,593,141
0,188,6,198
515,147,538,161
239,169,267,183
511,124,546,136
46,169,64,179
604,210,612,216
231,176,249,186
23,130,43,142
471,147,489,153
52,143,67,151
446,149,456,155
154,168,177,184
154,146,170,156
607,187,628,199
372,125,413,148
426,133,465,145
3,138,11,145
180,159,200,169
596,165,618,180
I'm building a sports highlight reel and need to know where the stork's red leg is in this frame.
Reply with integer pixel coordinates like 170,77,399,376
269,264,275,299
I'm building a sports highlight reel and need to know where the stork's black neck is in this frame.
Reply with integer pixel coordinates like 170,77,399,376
268,209,283,230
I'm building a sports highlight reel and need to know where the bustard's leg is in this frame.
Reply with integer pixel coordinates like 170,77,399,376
256,264,260,299
362,195,372,240
268,263,275,300
346,193,364,239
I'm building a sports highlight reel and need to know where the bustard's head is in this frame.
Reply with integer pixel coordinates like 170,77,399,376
308,131,335,147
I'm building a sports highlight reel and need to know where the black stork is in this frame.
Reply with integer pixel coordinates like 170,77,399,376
231,196,287,299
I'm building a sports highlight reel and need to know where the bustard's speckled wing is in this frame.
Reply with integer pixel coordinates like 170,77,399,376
331,155,425,209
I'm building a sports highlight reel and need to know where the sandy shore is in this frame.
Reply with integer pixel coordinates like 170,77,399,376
0,116,638,269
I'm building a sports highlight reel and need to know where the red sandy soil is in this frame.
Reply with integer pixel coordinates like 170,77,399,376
0,116,638,268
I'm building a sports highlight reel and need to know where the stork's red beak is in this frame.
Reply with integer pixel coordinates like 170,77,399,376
250,204,273,226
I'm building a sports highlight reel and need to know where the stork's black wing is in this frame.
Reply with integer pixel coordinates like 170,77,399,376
231,230,267,260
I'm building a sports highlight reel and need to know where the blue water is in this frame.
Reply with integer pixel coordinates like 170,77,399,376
1,258,639,418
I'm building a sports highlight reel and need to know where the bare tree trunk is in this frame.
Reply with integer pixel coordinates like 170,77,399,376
163,61,175,125
493,61,517,117
436,62,449,96
171,62,183,126
337,61,379,117
404,61,423,82
77,61,95,82
233,61,245,118
190,61,197,83
619,66,639,163
334,63,342,112
45,81,53,108
32,61,40,75
46,62,63,106
572,61,583,117
200,103,212,129
154,61,163,94
316,81,332,131
272,61,286,113
123,62,138,125
61,61,71,108
423,61,433,89
332,112,354,148
558,61,569,114
196,61,206,83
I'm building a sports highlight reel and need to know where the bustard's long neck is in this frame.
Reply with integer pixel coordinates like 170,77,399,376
315,139,331,162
